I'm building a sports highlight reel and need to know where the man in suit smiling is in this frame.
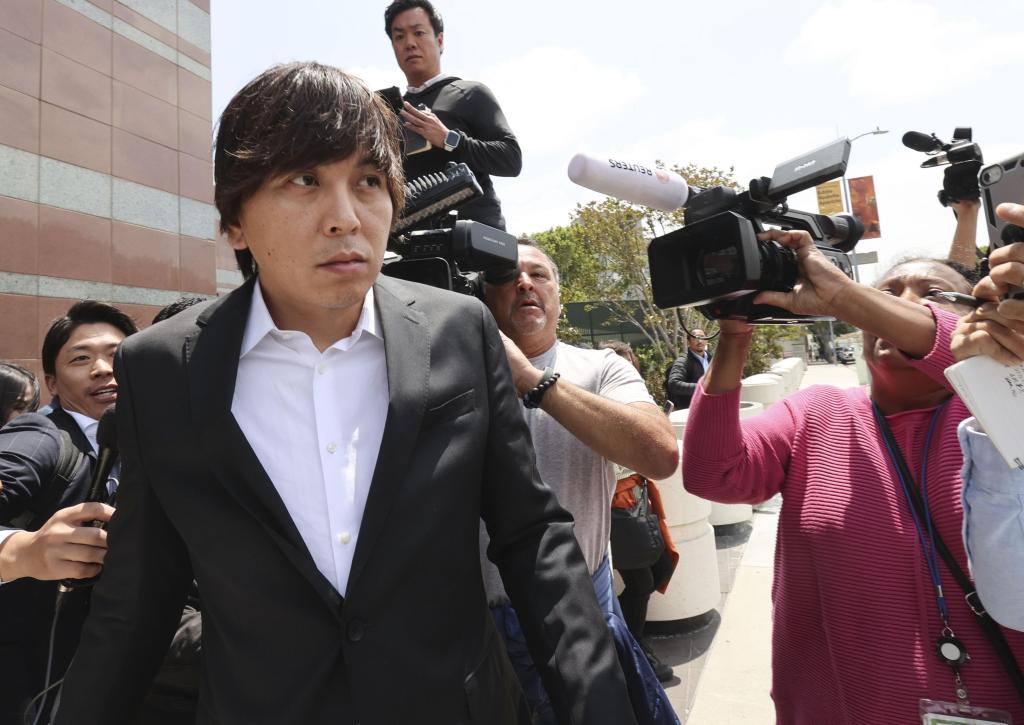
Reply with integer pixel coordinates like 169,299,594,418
54,62,635,725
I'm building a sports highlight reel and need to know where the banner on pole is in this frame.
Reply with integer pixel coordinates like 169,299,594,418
816,180,844,216
848,176,881,239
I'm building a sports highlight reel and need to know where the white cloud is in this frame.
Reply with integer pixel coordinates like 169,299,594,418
481,47,648,155
784,0,1024,106
344,65,407,93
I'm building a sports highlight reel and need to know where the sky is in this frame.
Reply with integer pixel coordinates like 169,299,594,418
212,0,1023,283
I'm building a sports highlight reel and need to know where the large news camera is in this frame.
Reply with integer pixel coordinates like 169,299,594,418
646,139,864,323
902,127,983,207
383,162,518,298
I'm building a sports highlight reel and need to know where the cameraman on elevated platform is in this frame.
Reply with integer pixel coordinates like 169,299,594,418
385,0,521,231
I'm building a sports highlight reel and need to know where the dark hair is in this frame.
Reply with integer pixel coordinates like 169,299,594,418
877,257,978,290
152,296,207,325
41,301,138,376
215,62,406,279
0,362,39,423
384,0,443,36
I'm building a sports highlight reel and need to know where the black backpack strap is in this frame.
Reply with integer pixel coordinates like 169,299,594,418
8,430,88,531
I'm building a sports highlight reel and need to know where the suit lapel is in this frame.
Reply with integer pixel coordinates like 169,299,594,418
47,404,97,458
186,279,343,616
346,278,429,591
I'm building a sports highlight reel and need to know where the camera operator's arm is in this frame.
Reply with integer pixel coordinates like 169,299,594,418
948,199,981,269
0,502,113,582
754,229,938,358
682,320,801,504
499,333,678,481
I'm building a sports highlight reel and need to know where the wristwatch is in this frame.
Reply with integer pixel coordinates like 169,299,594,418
443,129,461,152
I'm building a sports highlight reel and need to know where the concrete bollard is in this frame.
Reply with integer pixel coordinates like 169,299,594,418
770,358,803,395
740,373,784,408
646,410,720,629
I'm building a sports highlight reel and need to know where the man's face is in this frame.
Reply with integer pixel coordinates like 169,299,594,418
484,246,561,342
389,7,443,86
46,322,124,420
226,153,393,332
688,329,707,355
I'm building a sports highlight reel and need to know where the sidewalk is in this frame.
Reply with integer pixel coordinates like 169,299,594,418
652,362,861,723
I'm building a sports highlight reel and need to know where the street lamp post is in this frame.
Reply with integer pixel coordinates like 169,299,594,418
831,127,889,361
842,127,889,215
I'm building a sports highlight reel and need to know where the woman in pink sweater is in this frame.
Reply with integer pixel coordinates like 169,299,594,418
682,229,1024,724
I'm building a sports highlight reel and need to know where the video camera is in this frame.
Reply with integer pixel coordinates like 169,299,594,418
902,127,983,207
382,162,518,298
644,139,864,323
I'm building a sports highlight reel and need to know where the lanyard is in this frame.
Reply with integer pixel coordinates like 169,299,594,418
872,401,949,621
872,401,973,702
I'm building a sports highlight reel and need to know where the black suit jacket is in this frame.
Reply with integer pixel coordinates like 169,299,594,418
0,404,96,723
56,277,635,725
665,349,712,410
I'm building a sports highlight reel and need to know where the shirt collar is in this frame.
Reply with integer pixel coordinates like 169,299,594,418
407,72,449,94
239,280,380,359
65,410,99,453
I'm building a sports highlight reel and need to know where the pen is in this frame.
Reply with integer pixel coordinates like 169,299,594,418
933,292,985,308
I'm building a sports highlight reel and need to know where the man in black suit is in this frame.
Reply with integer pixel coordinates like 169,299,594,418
664,328,713,410
0,300,136,723
55,62,634,725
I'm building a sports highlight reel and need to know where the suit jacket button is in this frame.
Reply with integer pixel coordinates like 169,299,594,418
347,619,365,642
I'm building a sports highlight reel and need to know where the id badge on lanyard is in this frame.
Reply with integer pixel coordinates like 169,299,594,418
920,698,1013,724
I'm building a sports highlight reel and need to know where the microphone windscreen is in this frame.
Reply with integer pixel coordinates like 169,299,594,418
567,153,690,213
902,131,939,153
96,405,117,453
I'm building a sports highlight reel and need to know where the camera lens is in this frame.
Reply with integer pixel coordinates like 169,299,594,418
697,247,740,287
981,165,1003,186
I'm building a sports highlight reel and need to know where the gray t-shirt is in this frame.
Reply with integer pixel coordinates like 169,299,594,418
481,341,656,604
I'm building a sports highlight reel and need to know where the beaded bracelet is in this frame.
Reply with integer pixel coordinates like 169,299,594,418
522,367,560,409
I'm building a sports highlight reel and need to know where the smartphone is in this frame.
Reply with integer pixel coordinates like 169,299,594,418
374,87,432,156
980,151,1024,250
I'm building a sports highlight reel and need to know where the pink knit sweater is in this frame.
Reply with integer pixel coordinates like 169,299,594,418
683,307,1024,724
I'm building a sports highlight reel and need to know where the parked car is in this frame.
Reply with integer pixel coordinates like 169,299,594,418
836,346,855,365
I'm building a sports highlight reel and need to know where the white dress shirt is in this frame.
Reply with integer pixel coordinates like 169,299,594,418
231,282,389,596
407,72,449,94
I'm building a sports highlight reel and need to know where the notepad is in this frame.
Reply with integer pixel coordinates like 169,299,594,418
945,356,1024,469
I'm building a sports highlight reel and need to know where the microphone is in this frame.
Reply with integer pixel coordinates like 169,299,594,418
567,153,692,212
86,406,118,504
902,131,942,153
57,406,117,592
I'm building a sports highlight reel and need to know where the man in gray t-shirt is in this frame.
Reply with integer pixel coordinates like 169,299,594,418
481,239,679,723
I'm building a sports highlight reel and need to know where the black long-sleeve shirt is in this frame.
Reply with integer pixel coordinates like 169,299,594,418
404,77,521,230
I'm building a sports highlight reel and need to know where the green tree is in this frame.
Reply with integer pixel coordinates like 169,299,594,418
530,162,797,394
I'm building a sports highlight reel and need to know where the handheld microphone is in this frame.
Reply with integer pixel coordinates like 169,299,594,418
902,131,942,153
85,406,118,504
58,406,118,592
567,153,692,212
